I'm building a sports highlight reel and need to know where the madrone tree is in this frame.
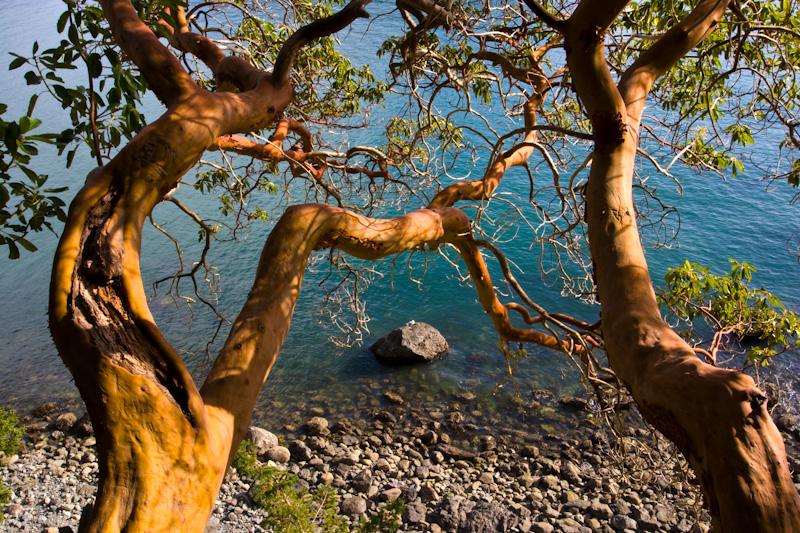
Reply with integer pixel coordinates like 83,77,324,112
2,0,791,530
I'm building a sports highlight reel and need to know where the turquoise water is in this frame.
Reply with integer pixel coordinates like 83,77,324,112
1,0,798,434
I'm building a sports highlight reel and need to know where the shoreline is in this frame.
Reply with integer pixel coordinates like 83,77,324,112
3,397,800,532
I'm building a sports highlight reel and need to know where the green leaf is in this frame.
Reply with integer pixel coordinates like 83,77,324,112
6,240,19,260
26,94,39,117
57,10,70,33
24,71,42,85
87,53,102,78
9,57,27,71
15,237,37,252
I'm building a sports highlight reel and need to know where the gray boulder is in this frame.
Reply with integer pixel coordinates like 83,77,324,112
370,322,449,363
245,426,279,455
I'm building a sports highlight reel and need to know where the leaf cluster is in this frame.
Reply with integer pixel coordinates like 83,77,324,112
0,104,67,258
614,0,800,183
658,259,800,366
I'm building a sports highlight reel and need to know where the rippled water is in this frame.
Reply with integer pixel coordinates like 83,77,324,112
1,0,798,439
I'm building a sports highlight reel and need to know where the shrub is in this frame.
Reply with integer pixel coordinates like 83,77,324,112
232,440,403,533
0,407,23,522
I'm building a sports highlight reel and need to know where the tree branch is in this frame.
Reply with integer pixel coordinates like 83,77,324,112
99,0,197,106
619,0,733,127
272,0,372,88
200,202,580,454
520,0,566,31
428,93,544,208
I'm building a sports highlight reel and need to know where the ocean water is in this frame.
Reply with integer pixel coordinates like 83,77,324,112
1,0,798,437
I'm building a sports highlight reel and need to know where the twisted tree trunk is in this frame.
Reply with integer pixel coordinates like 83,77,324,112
545,0,800,529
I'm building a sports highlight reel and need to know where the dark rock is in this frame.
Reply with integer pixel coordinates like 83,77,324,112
436,443,477,461
419,484,439,502
386,480,418,501
762,381,780,409
332,450,359,466
611,514,637,530
370,322,449,364
520,445,539,458
380,487,403,502
383,391,405,405
264,446,291,463
479,435,496,451
776,414,799,432
430,495,519,533
446,411,465,425
305,416,329,436
306,436,332,453
561,460,582,484
375,411,397,426
421,430,439,446
531,389,554,400
589,501,614,520
53,413,77,432
352,470,373,493
341,496,368,516
33,402,60,418
330,419,355,435
288,440,313,462
402,501,427,524
75,413,93,436
558,395,589,410
556,517,587,533
639,518,662,532
563,499,592,512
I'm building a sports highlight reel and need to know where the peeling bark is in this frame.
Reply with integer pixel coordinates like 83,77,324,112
557,0,800,529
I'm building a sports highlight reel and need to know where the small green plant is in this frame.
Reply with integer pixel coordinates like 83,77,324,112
0,407,23,457
658,259,800,366
232,441,403,533
0,407,24,522
354,498,404,533
232,441,349,533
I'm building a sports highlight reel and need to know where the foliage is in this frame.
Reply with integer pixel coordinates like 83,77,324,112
658,259,800,366
0,407,23,457
233,441,348,533
0,407,23,523
355,497,404,533
232,441,402,533
0,104,67,258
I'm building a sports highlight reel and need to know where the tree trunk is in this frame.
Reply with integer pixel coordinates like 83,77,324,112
556,0,800,528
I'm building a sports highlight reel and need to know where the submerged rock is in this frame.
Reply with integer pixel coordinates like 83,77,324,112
370,322,449,364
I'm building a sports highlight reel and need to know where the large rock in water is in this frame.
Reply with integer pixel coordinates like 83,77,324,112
370,322,449,363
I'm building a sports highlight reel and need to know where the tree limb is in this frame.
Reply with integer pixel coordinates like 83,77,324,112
619,0,733,128
99,0,197,106
272,0,373,88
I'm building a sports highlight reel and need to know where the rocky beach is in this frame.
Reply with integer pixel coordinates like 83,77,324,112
3,390,800,533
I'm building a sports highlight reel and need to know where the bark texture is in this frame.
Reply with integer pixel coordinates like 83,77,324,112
556,0,800,530
46,0,800,531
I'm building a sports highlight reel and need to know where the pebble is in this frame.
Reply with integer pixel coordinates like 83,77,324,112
6,396,796,533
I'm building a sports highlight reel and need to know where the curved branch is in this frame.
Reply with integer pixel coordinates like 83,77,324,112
520,0,566,31
160,5,269,92
272,0,372,87
428,94,544,208
619,0,733,127
201,203,582,444
100,0,197,106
